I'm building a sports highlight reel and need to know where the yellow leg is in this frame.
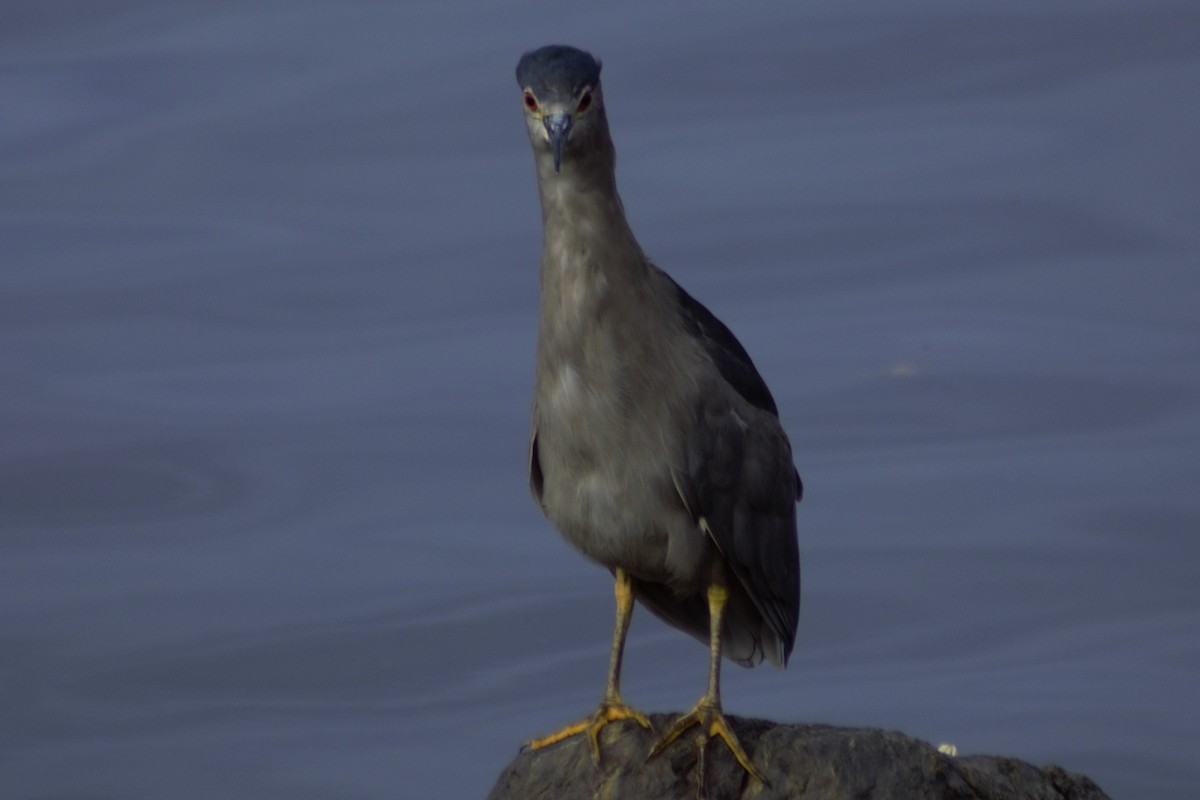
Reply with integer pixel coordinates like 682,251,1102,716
649,582,767,789
526,568,652,762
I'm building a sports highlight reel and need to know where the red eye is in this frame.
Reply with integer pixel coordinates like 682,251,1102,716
577,90,593,113
523,91,538,111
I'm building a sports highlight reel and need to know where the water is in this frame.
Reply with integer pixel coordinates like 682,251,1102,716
2,2,1197,798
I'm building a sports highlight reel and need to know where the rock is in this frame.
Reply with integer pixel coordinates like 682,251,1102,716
487,713,1112,800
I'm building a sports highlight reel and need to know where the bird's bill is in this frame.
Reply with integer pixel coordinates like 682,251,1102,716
543,113,572,173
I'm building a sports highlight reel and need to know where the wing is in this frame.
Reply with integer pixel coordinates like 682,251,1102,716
529,425,545,510
663,272,802,663
662,269,803,500
679,400,800,664
663,268,780,415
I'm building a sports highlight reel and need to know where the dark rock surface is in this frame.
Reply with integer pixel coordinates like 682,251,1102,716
488,713,1112,800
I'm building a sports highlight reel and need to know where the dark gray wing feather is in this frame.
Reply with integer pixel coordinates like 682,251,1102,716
664,270,780,416
685,403,800,663
664,270,803,499
664,271,802,663
529,428,545,509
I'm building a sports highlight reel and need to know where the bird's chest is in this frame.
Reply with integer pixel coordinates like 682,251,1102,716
533,250,697,574
536,352,682,572
538,354,644,485
536,258,639,452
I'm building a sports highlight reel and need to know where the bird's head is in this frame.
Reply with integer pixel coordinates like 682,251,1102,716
516,45,606,174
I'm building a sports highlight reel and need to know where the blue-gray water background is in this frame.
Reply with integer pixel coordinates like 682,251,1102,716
3,2,1197,798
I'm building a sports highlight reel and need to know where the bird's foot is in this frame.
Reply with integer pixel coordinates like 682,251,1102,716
649,699,767,793
525,697,652,764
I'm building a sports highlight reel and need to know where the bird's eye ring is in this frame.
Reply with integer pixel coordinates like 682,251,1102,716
577,89,593,113
523,91,539,112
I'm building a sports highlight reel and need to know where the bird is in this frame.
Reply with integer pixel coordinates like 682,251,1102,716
516,44,802,790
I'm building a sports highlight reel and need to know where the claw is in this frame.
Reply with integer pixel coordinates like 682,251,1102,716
650,700,767,790
527,699,652,764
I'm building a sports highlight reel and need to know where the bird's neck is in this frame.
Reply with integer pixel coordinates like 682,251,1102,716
536,148,646,300
535,146,625,232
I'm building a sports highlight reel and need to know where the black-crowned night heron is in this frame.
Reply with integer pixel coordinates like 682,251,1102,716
517,45,802,790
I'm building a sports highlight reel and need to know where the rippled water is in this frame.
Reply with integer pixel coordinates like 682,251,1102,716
2,2,1197,798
